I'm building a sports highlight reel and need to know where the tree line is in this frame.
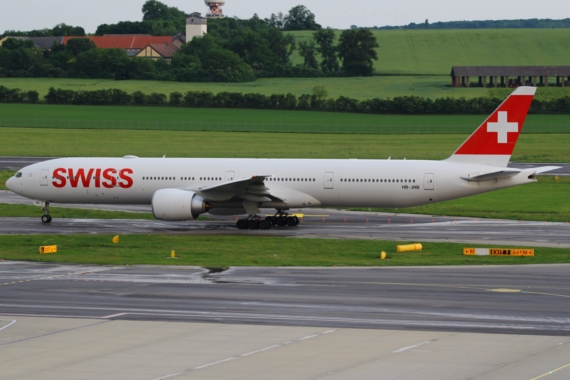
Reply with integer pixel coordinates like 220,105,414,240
364,18,570,30
2,85,570,114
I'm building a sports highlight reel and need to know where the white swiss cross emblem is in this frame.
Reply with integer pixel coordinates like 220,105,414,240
487,111,518,144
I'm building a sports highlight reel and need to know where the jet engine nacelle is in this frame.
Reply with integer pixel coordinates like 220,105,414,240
152,189,208,221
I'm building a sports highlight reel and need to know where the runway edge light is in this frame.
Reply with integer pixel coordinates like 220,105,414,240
380,251,387,260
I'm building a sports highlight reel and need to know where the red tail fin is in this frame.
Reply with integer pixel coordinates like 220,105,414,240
447,87,536,166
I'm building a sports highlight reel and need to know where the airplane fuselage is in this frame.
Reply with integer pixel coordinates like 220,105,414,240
8,157,536,210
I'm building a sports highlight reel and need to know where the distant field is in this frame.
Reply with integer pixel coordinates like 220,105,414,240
0,104,568,135
1,127,568,162
2,77,570,102
289,29,570,75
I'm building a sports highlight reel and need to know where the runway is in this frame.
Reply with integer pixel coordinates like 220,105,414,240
1,262,569,336
1,156,570,175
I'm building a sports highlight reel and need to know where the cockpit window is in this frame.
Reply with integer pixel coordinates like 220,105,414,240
15,172,22,178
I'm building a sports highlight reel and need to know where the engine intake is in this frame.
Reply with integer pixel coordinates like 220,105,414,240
152,189,208,221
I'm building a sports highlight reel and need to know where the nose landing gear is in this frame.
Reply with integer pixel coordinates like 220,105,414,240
41,202,52,224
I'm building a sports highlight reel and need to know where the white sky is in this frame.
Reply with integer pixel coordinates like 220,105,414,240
2,0,570,33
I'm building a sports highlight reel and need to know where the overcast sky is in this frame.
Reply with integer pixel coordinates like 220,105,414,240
3,0,570,33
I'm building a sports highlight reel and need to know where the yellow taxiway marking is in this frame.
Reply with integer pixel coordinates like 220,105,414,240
530,362,570,380
488,288,521,293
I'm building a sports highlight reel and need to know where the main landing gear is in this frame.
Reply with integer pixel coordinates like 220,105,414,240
41,202,52,224
236,210,299,230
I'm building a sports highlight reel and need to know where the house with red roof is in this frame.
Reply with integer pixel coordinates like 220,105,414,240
62,35,173,57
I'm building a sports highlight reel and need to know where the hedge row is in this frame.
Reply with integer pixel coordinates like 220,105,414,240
3,86,570,115
0,86,39,103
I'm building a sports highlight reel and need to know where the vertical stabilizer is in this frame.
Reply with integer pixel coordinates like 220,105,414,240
446,86,536,167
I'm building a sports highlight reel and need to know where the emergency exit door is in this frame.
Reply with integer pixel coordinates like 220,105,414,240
424,173,434,190
225,171,235,181
40,169,49,186
324,172,334,189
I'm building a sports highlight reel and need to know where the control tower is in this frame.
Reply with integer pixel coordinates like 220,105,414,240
205,0,225,18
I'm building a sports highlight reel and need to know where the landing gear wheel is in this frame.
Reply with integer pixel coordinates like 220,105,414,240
247,219,259,230
286,216,297,227
41,215,52,224
259,220,271,230
265,216,275,226
236,219,248,230
275,216,286,227
293,216,300,226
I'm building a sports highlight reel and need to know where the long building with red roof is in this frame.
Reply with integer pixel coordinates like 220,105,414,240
62,35,174,56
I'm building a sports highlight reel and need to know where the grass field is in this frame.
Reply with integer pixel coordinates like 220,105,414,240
2,77,570,102
1,127,569,161
289,29,570,75
0,104,568,136
0,234,568,266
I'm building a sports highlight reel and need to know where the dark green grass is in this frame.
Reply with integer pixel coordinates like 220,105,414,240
0,104,567,134
1,127,569,162
0,171,15,190
289,29,570,75
0,234,567,266
0,203,154,220
355,176,570,223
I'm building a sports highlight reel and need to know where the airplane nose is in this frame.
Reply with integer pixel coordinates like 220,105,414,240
6,177,15,192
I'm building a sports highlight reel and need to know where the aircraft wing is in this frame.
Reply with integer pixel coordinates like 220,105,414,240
190,175,284,203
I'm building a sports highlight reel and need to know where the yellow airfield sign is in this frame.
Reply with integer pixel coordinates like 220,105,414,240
39,246,58,254
464,248,534,257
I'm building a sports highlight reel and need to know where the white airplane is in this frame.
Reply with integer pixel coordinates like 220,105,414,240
6,87,559,230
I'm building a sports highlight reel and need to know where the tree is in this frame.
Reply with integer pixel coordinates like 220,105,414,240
142,0,186,21
266,12,285,29
66,38,96,56
298,40,318,69
313,28,338,73
424,19,429,29
311,86,328,100
2,38,35,50
337,29,378,76
51,23,86,36
283,6,321,31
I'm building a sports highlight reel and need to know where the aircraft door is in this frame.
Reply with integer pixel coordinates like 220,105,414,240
424,173,434,190
40,169,49,186
225,171,235,181
324,172,334,189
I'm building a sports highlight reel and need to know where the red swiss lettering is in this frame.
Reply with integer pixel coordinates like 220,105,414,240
102,168,117,189
52,168,67,188
119,168,134,189
68,168,94,188
94,168,101,188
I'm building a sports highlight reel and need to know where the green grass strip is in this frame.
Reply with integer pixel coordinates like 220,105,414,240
1,235,568,267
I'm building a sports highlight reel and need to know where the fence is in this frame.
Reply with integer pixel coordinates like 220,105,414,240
1,118,570,134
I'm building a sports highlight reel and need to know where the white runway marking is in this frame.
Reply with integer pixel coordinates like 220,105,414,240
0,319,16,332
153,329,336,380
392,340,434,353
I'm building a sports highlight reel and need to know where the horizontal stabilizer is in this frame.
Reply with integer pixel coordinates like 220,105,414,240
461,170,520,182
531,166,561,174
